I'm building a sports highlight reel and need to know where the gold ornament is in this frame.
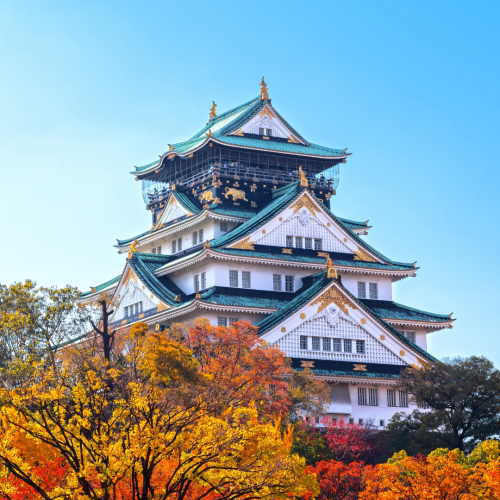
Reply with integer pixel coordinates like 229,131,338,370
281,327,286,332
353,247,377,263
361,318,366,324
230,237,255,250
292,195,317,216
325,255,337,279
224,187,248,202
400,350,405,356
209,101,217,120
260,76,269,100
311,286,351,315
298,166,308,187
300,313,306,319
203,240,211,249
353,364,367,372
300,360,314,368
282,248,293,254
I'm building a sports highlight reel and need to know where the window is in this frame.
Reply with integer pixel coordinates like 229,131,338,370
266,128,272,136
343,339,352,353
218,317,227,326
332,338,342,352
172,239,177,253
229,317,238,324
220,221,228,232
368,388,378,406
152,247,156,254
312,337,321,351
359,419,364,425
259,127,265,135
125,301,143,318
380,420,385,427
273,274,282,291
399,391,408,408
201,272,206,290
358,387,367,405
356,340,365,354
242,271,251,289
177,237,182,252
387,389,397,407
194,274,200,292
322,337,331,351
193,231,198,245
229,270,238,287
305,237,312,250
357,282,366,299
405,331,416,343
156,245,161,255
300,336,308,350
285,275,294,292
349,418,354,424
199,228,204,243
369,282,378,299
295,237,303,248
314,239,323,251
286,235,293,247
417,401,430,409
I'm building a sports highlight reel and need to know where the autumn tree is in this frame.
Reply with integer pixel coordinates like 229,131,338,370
384,356,500,454
0,282,319,500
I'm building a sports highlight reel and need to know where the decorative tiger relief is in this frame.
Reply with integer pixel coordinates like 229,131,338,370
199,190,214,203
224,187,248,202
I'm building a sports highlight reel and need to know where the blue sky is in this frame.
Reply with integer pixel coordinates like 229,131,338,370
1,0,499,364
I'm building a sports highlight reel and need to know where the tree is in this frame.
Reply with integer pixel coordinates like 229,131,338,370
322,417,377,464
384,356,500,453
290,418,334,466
304,460,370,500
0,282,318,500
360,449,488,500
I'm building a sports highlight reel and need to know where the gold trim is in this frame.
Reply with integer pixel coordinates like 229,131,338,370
121,319,127,325
223,187,248,202
353,247,378,262
281,327,286,332
318,252,329,258
400,350,405,356
282,248,292,254
157,302,169,312
380,335,386,340
300,360,314,368
300,313,306,319
292,195,317,216
311,287,351,315
230,237,255,250
139,313,144,319
353,364,367,372
199,190,213,203
361,318,366,324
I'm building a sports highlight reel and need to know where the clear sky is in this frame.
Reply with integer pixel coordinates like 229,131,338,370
1,0,499,365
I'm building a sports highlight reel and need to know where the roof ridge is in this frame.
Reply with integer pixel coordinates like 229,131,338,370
390,301,452,319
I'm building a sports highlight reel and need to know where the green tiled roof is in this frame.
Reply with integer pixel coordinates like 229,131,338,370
209,205,259,218
80,275,121,297
134,96,348,175
360,299,452,323
116,230,151,247
173,191,201,215
338,217,370,230
213,248,415,271
199,286,298,309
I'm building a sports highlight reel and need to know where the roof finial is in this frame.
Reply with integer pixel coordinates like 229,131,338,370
298,166,308,187
325,255,338,279
209,101,217,121
260,77,269,100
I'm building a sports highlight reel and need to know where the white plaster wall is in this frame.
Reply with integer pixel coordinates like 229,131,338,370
340,273,393,301
323,382,418,428
157,310,268,327
170,260,311,295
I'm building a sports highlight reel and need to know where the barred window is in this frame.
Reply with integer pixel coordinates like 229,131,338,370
343,339,352,353
300,336,308,350
368,388,378,406
322,337,331,351
266,128,272,136
193,231,198,245
295,237,303,248
417,400,430,409
358,388,367,405
359,419,364,425
387,389,397,407
380,419,385,427
356,340,365,354
201,272,206,290
305,237,312,249
220,221,228,232
273,274,282,291
312,337,321,351
399,391,408,408
194,274,200,292
172,239,177,253
349,418,354,424
152,247,157,254
229,270,238,287
314,239,323,250
242,271,251,289
199,228,204,242
369,282,378,299
357,282,366,298
405,331,416,343
229,317,238,324
178,237,182,251
285,275,294,292
333,338,342,352
218,317,227,326
259,127,265,135
157,245,161,255
286,235,293,247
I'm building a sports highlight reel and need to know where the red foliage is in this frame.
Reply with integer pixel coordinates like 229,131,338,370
322,417,375,463
305,460,370,500
3,457,68,500
185,320,292,418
